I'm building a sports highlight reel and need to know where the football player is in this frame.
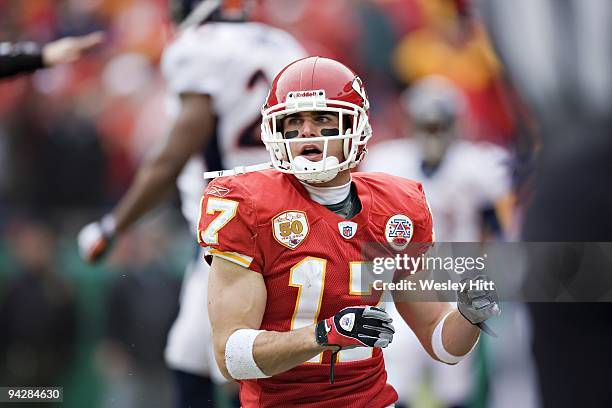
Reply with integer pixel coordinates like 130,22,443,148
200,56,500,407
77,0,306,406
362,76,512,407
364,75,512,242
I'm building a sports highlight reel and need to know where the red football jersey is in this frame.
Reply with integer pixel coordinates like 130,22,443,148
198,170,433,408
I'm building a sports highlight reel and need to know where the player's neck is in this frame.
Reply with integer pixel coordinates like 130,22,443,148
300,176,352,206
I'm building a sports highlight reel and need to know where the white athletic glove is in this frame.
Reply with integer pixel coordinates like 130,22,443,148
77,214,116,263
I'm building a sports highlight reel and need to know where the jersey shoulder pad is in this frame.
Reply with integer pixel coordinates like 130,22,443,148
198,175,262,272
356,172,434,243
161,26,231,96
356,172,427,207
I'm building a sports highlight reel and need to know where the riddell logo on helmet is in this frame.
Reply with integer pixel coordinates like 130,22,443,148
291,90,324,98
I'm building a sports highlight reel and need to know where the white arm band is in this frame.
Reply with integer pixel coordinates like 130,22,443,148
432,310,479,364
225,329,271,380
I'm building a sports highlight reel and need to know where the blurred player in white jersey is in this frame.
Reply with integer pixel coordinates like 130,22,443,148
362,76,511,408
365,76,512,242
77,1,306,406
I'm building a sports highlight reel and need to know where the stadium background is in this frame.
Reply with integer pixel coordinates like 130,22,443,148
0,1,531,407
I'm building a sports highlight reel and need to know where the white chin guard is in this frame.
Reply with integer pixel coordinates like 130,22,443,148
292,155,340,184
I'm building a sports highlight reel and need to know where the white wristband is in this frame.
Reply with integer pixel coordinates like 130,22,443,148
432,310,479,364
225,329,271,380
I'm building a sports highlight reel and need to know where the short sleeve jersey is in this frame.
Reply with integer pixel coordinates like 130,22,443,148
160,22,306,234
198,170,433,408
363,138,510,241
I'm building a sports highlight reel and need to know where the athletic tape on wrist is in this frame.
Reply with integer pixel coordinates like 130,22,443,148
432,310,479,364
225,329,271,380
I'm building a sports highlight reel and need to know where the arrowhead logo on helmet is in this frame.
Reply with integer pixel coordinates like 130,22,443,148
351,77,369,109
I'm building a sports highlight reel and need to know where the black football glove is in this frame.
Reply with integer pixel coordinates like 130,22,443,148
315,305,394,383
457,274,501,336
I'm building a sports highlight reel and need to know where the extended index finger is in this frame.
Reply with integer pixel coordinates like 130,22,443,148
74,31,104,50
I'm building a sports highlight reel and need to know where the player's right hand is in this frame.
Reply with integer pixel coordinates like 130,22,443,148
315,306,395,350
77,214,116,263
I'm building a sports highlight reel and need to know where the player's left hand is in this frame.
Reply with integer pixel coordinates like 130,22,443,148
315,305,395,350
457,274,501,325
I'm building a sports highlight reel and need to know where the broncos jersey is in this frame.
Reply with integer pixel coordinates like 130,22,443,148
160,22,306,234
197,170,434,408
363,139,510,241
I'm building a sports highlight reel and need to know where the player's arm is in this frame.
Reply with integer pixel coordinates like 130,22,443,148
77,92,214,262
479,144,514,238
395,182,499,363
209,255,394,380
208,256,331,379
493,192,514,235
394,274,500,364
111,92,213,232
394,299,479,364
0,32,102,79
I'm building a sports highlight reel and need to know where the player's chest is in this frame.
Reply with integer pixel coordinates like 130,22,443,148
261,219,382,332
260,211,404,304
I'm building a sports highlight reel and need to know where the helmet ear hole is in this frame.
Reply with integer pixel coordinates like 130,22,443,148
343,133,352,160
275,118,284,133
339,115,353,135
340,113,354,159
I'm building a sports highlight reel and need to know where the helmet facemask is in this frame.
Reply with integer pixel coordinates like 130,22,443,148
261,90,371,184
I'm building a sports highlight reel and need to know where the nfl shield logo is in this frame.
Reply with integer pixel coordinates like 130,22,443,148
338,221,358,239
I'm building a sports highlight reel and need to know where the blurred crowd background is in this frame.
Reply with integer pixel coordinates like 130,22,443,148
0,0,538,407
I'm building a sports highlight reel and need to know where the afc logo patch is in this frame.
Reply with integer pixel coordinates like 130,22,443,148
272,211,309,250
385,214,413,250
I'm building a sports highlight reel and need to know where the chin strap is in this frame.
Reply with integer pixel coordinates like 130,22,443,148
203,157,344,182
292,155,340,184
203,162,273,180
